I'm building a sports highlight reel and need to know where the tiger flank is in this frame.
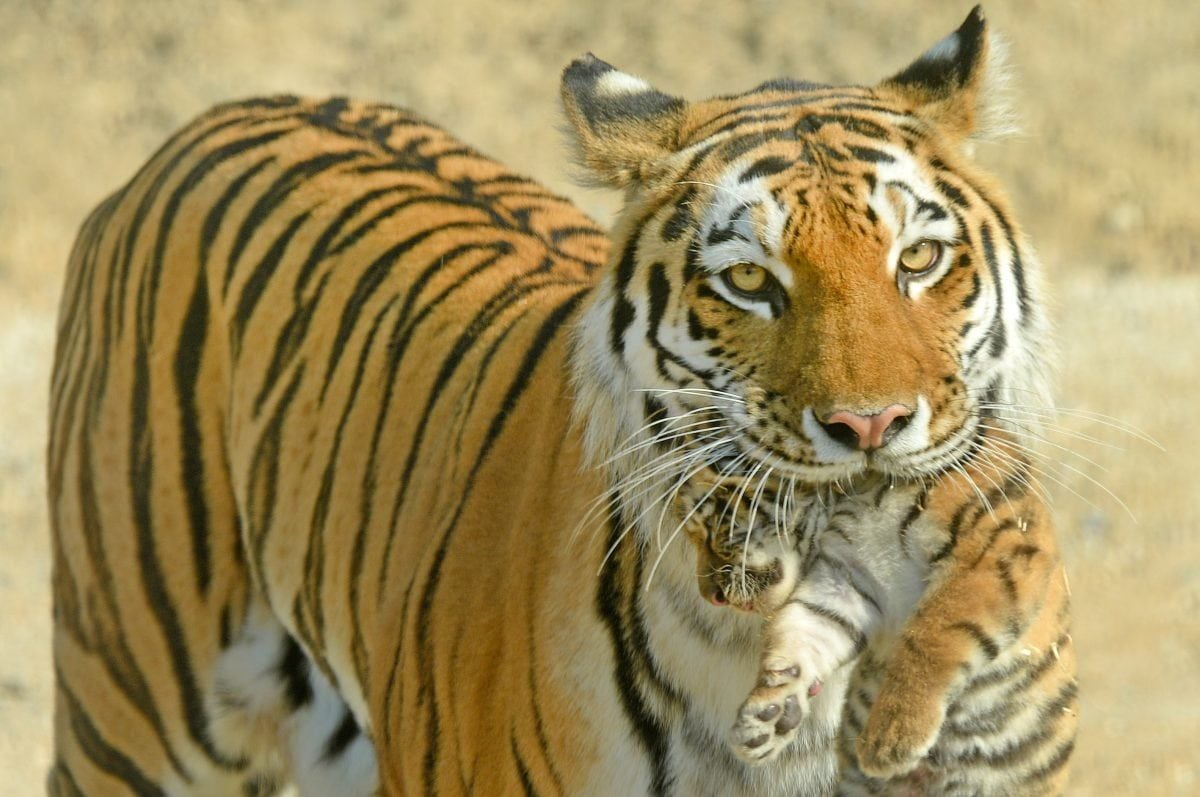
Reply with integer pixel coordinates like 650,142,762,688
48,4,1074,796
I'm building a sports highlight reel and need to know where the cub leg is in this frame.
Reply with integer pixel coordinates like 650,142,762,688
729,540,883,764
852,468,1071,783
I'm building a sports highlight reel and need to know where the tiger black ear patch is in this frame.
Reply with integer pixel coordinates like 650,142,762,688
888,5,987,97
561,54,688,187
878,5,1013,142
563,54,684,129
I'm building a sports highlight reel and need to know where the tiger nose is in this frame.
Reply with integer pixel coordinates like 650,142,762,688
820,405,912,451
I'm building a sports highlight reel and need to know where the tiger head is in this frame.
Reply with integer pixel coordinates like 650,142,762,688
565,7,1049,498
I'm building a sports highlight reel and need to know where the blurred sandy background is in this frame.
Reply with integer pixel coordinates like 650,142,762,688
1,1,1196,793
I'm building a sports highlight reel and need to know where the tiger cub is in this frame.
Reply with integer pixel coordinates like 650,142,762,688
682,428,1077,794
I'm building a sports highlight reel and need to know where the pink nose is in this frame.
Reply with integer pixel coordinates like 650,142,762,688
822,405,912,451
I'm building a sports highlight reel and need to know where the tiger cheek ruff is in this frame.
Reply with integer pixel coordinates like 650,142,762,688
48,5,1076,796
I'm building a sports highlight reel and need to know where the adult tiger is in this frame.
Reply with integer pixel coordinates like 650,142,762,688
47,6,1075,796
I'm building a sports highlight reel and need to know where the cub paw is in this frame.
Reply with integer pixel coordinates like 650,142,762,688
729,666,814,764
855,690,943,780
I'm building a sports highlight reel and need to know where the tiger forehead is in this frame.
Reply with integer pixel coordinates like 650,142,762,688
684,147,912,275
673,96,927,226
680,85,918,159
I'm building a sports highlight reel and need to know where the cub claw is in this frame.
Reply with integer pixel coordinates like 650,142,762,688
730,668,813,764
855,693,942,779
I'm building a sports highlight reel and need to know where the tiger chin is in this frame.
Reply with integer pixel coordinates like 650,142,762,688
49,5,1077,797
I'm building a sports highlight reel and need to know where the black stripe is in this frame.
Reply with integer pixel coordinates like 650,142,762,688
1020,738,1074,785
351,302,526,691
232,209,313,357
886,180,948,223
962,268,982,310
328,191,515,258
224,150,365,294
58,676,168,796
64,244,194,780
897,489,927,557
802,113,890,140
322,708,361,761
309,295,400,683
792,599,867,655
373,278,572,598
114,113,256,336
48,760,87,797
130,306,246,770
318,251,398,396
146,127,295,341
931,498,979,564
247,363,307,586
936,177,968,208
645,262,671,344
321,241,507,401
661,187,696,241
738,155,793,182
979,222,1008,359
996,558,1019,604
846,145,894,164
371,272,590,614
525,605,566,795
173,266,214,594
253,270,331,416
417,292,587,792
610,235,639,357
995,212,1031,316
595,502,673,796
293,185,401,294
512,734,539,797
949,620,1001,660
198,153,279,267
954,715,1059,768
968,518,1019,568
278,635,314,710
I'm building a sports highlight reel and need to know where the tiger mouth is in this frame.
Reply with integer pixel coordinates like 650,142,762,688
686,416,979,488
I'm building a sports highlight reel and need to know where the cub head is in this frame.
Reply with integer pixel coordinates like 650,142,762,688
565,7,1049,498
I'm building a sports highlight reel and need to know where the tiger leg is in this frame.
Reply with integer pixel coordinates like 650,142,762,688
48,621,275,796
210,605,379,797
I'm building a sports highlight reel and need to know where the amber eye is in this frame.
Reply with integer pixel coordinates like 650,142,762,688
723,263,770,294
898,240,942,275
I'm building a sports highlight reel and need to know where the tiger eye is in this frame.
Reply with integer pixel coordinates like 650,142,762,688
898,240,942,274
726,263,770,294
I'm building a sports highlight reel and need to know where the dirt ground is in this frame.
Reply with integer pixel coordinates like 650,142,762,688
1,1,1196,794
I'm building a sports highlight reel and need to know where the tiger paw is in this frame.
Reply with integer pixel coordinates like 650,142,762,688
729,666,814,764
855,689,943,779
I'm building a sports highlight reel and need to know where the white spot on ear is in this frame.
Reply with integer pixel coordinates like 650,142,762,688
924,32,961,62
596,70,653,96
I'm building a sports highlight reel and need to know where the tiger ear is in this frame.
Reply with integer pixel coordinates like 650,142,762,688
878,5,1014,142
561,54,688,187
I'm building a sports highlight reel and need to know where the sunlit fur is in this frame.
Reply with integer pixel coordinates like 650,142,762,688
566,6,1076,795
48,8,1075,797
